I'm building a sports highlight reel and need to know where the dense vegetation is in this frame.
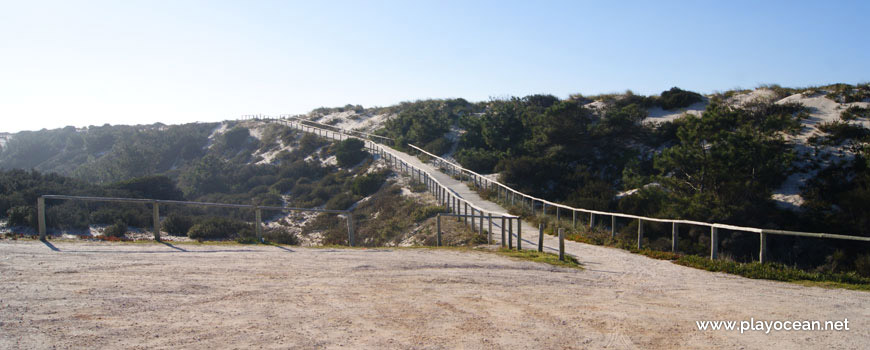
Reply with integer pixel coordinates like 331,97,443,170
3,83,869,273
369,84,870,274
0,123,401,243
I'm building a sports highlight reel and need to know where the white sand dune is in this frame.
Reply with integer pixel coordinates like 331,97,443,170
644,100,708,123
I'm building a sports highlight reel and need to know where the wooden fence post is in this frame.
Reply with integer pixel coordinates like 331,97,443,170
37,197,46,240
152,201,160,241
538,223,544,252
501,216,506,247
479,213,483,237
672,223,678,253
517,218,522,250
590,213,595,229
558,228,565,261
347,212,355,247
711,227,719,260
508,218,513,249
436,214,442,247
573,210,577,228
759,232,767,263
456,197,460,222
611,215,616,239
637,219,644,250
255,206,263,242
488,213,493,244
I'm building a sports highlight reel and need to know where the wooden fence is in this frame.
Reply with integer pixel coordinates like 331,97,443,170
406,144,870,263
274,117,527,252
37,195,354,244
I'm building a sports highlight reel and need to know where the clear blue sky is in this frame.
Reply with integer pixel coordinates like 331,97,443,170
1,0,868,132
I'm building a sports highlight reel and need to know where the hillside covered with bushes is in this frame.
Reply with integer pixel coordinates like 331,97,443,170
0,121,462,246
307,84,870,273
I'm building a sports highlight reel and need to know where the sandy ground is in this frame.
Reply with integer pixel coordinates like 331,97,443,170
2,240,868,350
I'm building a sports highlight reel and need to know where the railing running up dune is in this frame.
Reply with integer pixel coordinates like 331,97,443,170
253,114,869,263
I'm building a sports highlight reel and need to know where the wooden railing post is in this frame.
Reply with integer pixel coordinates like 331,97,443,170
711,227,719,260
347,212,355,247
556,207,560,228
672,223,678,253
611,215,616,239
558,228,565,261
488,213,493,244
456,197,460,222
589,213,595,229
479,213,483,237
516,218,522,250
508,218,513,249
152,201,160,241
572,210,577,228
637,219,644,250
759,232,767,263
436,214,442,247
255,206,263,242
538,223,544,252
37,196,46,240
501,216,506,247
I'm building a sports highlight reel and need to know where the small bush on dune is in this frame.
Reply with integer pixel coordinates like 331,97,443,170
263,226,299,245
351,172,387,197
411,205,445,222
455,148,501,173
658,87,703,110
325,192,358,210
187,217,252,240
161,214,194,236
104,220,127,238
423,137,452,156
841,106,870,121
335,138,368,167
6,206,35,228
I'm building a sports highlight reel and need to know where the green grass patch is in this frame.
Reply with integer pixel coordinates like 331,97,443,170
541,227,870,291
493,247,582,269
630,248,681,261
675,255,870,291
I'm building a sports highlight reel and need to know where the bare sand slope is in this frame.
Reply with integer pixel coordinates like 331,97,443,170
1,241,868,350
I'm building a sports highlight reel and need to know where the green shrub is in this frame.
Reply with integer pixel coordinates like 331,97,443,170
423,137,452,156
841,106,870,121
335,138,368,167
658,87,703,110
271,178,295,193
161,214,194,236
88,206,150,227
263,226,299,245
187,217,252,240
855,255,870,277
409,180,427,193
222,127,251,149
411,205,445,222
351,172,387,196
812,121,869,145
6,206,34,228
325,192,358,210
46,202,90,231
455,148,501,173
104,220,127,238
